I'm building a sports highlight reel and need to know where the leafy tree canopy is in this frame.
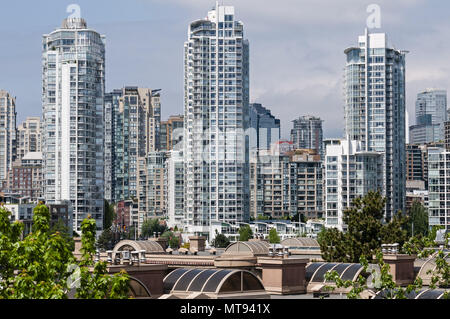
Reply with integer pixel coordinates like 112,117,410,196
161,231,180,249
269,228,281,244
211,231,231,248
141,218,167,239
0,204,130,299
103,200,116,230
406,201,429,238
238,224,253,242
318,191,409,263
96,228,114,251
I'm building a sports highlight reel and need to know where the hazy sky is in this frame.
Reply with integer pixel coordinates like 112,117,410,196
1,0,449,139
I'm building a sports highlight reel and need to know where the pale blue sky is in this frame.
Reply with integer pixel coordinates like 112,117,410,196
1,0,449,139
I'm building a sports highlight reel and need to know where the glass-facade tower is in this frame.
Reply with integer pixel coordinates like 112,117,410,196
42,18,105,232
0,90,17,182
104,87,161,204
183,4,250,237
410,89,447,145
291,115,324,158
344,30,406,220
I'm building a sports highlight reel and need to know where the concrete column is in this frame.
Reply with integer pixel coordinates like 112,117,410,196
189,236,206,253
382,254,417,286
258,257,309,295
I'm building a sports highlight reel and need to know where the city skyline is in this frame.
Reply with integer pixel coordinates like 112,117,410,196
1,1,449,304
2,0,450,139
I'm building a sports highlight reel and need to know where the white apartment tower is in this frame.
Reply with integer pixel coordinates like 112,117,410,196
0,90,17,182
344,30,406,220
325,139,383,230
42,18,105,232
427,147,450,231
184,4,250,238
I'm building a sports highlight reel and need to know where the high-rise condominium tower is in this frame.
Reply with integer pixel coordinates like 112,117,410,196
410,89,447,145
0,90,17,182
249,103,281,152
160,115,184,152
42,18,105,232
184,4,250,238
17,117,41,161
344,30,406,220
291,116,323,158
104,87,161,204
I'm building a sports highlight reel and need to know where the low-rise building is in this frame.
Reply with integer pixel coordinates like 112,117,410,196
5,152,43,201
5,202,36,235
115,199,139,234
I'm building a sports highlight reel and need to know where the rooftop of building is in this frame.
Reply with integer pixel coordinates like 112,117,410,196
85,238,449,300
22,152,43,161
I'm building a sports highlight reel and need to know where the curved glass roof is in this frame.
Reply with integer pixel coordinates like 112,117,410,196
306,262,364,283
223,241,270,256
373,288,448,299
417,251,450,284
128,277,152,298
163,268,265,294
311,263,338,282
113,240,165,254
305,262,325,282
67,275,152,299
281,238,320,248
417,289,447,299
340,264,364,282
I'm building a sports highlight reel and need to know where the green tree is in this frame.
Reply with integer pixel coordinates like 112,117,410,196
407,201,429,237
403,234,449,290
269,228,280,244
380,211,409,247
0,204,130,299
103,200,116,230
141,218,167,239
161,231,180,249
318,191,410,263
324,252,424,299
429,225,445,241
317,227,348,262
96,228,114,251
238,224,253,242
50,218,75,252
75,216,130,299
0,204,75,299
211,231,231,248
324,232,449,299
